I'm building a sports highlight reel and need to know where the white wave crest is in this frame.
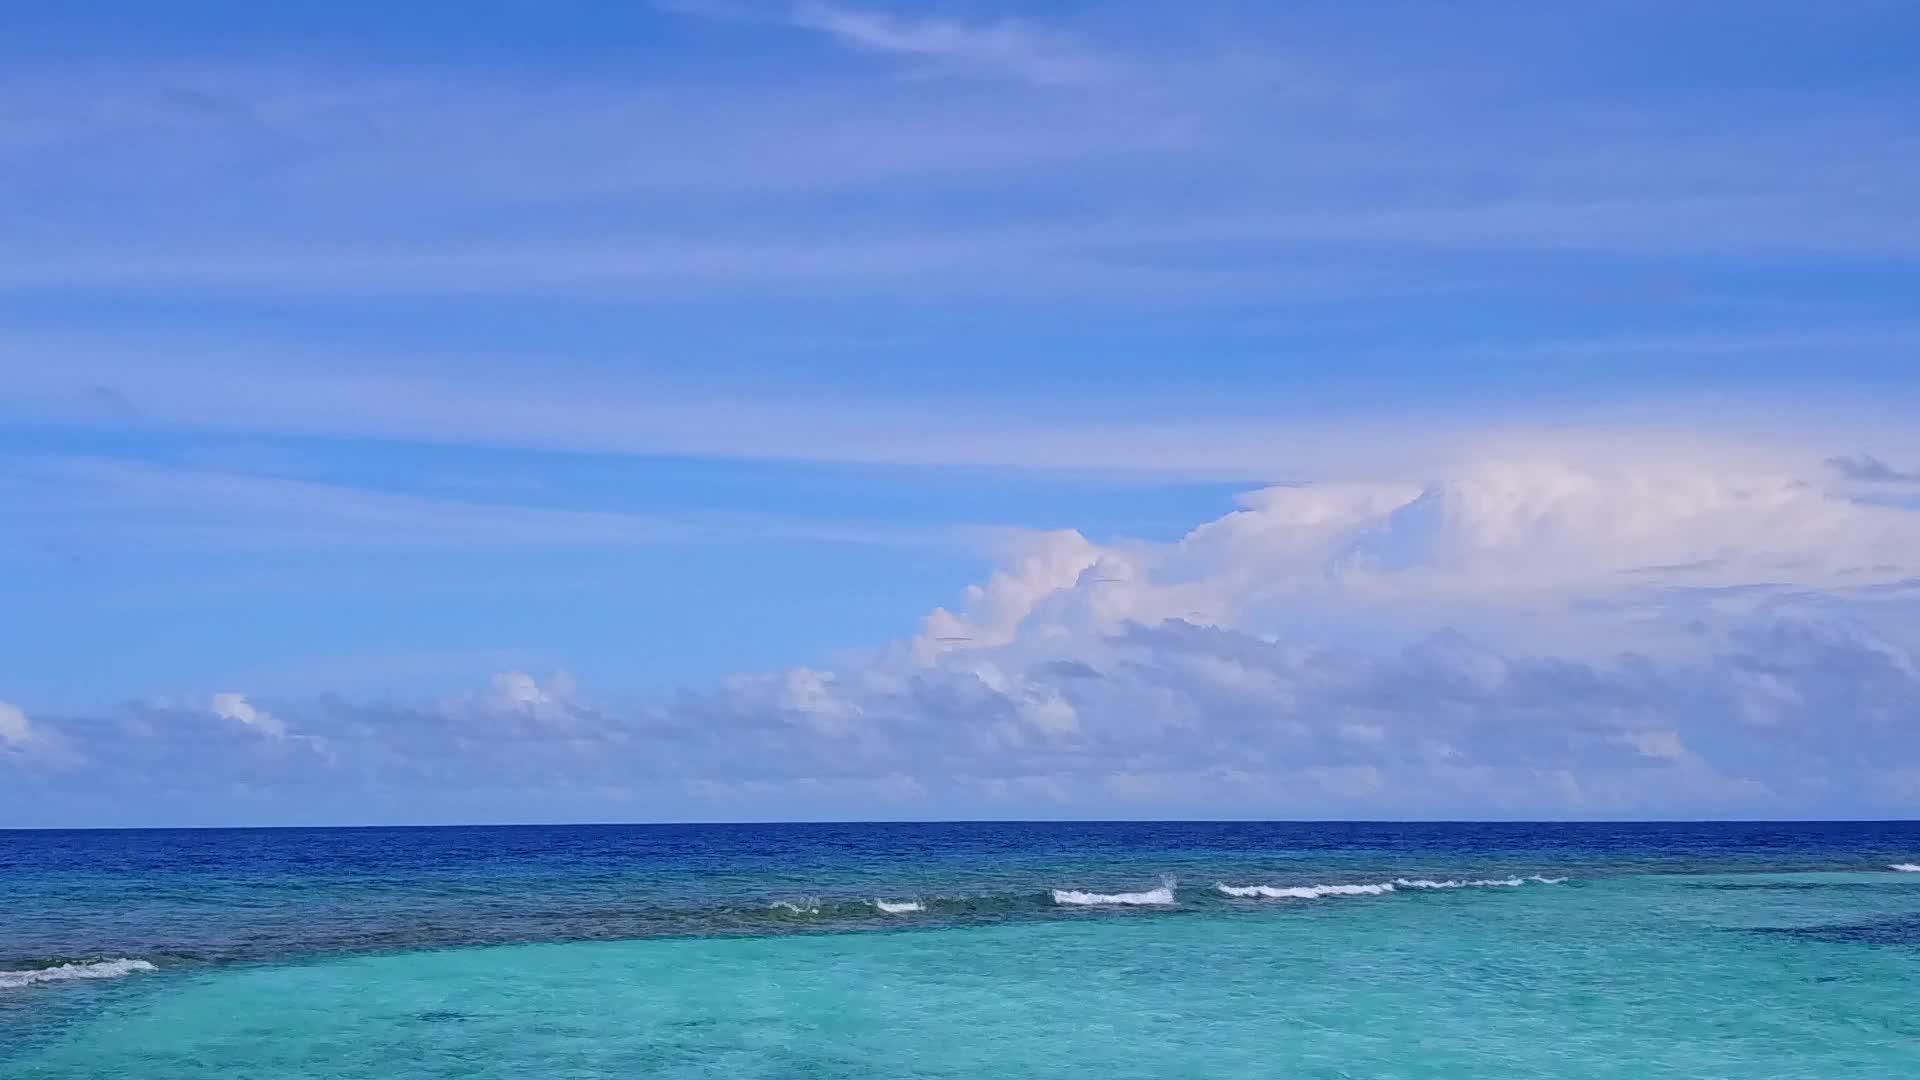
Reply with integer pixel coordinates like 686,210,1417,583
1891,864,1920,873
770,900,820,915
1219,874,1568,900
1218,882,1394,899
0,958,156,990
874,899,924,914
1394,877,1524,889
1052,877,1177,907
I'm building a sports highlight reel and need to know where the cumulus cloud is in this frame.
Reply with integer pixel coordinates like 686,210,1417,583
12,609,1918,824
914,456,1920,666
488,671,575,712
460,671,595,732
0,702,33,748
210,692,286,737
9,451,1920,824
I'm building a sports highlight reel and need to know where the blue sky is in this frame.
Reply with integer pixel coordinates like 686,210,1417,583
4,1,1920,825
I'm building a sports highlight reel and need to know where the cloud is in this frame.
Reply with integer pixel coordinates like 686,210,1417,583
11,200,1920,303
0,702,33,748
6,6,1919,826
476,671,586,726
0,57,1180,240
211,692,285,737
11,449,1920,823
910,457,1920,668
6,21,1917,308
11,611,1919,823
1827,453,1920,484
12,329,1920,481
491,671,561,709
786,3,1109,85
1622,728,1688,760
2,455,953,553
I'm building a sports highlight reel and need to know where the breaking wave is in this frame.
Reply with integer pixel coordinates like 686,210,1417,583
1051,877,1177,907
0,958,156,990
1218,882,1392,899
1217,875,1567,900
1398,875,1567,888
1891,864,1920,873
1,874,1572,972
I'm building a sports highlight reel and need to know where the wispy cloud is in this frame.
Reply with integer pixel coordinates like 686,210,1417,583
3,455,962,552
5,198,1916,305
6,33,1914,305
785,3,1111,85
8,330,1920,478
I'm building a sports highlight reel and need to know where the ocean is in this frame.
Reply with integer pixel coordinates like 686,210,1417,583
3,821,1918,1078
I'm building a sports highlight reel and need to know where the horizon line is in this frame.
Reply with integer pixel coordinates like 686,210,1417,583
6,816,1917,833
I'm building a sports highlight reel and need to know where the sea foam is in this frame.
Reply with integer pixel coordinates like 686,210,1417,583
874,899,924,914
1891,864,1920,873
1051,877,1177,906
1395,876,1533,889
0,958,155,990
1218,875,1567,900
1218,882,1393,899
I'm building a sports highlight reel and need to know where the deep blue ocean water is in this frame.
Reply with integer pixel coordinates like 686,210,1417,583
5,821,1920,1077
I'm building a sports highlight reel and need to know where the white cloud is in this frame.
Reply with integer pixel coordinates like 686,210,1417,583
777,668,864,737
0,702,33,748
918,530,1109,659
909,454,1920,666
12,447,1920,822
787,3,1110,85
211,692,285,737
11,605,1920,822
492,671,555,709
461,671,590,730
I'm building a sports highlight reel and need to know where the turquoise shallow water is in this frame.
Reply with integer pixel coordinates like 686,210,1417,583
5,823,1920,1077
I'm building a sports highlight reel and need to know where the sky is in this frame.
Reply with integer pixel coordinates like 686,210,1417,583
4,1,1920,826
